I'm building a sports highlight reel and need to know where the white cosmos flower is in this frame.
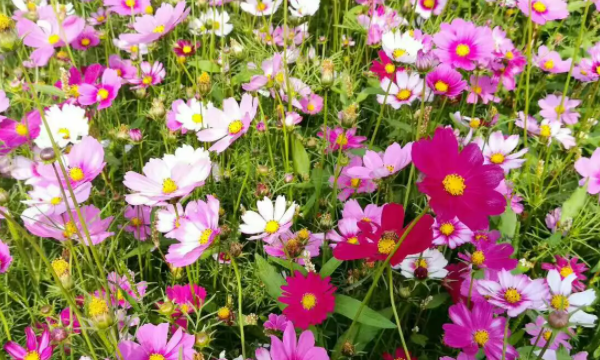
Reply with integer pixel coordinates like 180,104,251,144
190,10,233,37
382,31,423,64
174,99,214,132
546,269,597,327
12,0,48,12
395,248,448,279
239,195,297,244
240,0,282,16
36,104,89,149
289,0,320,17
163,145,211,167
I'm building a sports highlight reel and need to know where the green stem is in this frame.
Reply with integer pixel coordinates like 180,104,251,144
387,267,411,360
370,80,393,148
230,256,246,359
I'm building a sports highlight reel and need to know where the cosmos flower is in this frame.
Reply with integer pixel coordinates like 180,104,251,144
35,104,89,149
459,241,518,271
243,53,283,91
412,127,505,230
156,203,187,239
525,316,573,350
189,9,234,37
477,269,548,317
130,61,166,89
426,64,466,97
341,199,382,225
117,323,196,360
71,26,100,51
108,55,138,82
534,46,571,73
347,142,412,180
573,58,597,82
471,229,501,245
265,229,323,263
79,69,122,110
542,255,588,292
517,118,576,149
381,30,423,64
412,0,448,18
123,205,152,241
240,0,282,15
0,91,8,114
433,19,495,71
396,248,448,280
279,271,336,329
173,39,198,59
432,217,473,249
4,327,53,360
264,313,290,333
255,322,329,360
370,51,402,81
517,0,568,25
107,270,147,308
119,1,189,44
327,218,362,247
442,262,469,303
357,5,406,45
113,38,149,59
545,207,563,233
88,7,108,25
538,94,580,125
166,196,221,267
22,182,92,216
103,0,151,16
334,203,434,267
544,270,597,327
443,302,517,360
56,64,104,104
0,110,41,152
165,284,207,328
289,0,320,17
466,75,500,104
167,98,214,133
300,93,324,115
239,195,297,243
479,131,528,173
0,239,12,273
318,127,366,153
378,71,430,109
332,157,377,201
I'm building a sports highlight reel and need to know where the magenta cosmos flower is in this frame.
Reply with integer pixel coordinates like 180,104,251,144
443,302,517,360
130,61,166,89
104,0,151,16
0,239,12,273
433,19,494,71
165,284,207,328
4,327,53,360
118,323,195,360
480,131,528,173
466,75,499,104
534,46,572,73
370,51,402,81
264,313,290,333
72,26,100,51
255,322,329,360
120,2,189,44
79,69,122,110
279,271,336,329
542,255,588,292
317,127,366,153
166,196,220,267
124,205,152,241
426,64,466,98
538,94,580,125
0,110,41,151
575,147,600,199
107,270,147,308
347,142,412,180
412,0,448,19
412,127,505,230
108,55,137,82
477,269,548,317
196,94,258,153
517,0,568,25
459,241,518,271
432,217,472,249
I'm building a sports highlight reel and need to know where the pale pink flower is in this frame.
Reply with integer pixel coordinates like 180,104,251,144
347,142,412,179
538,94,580,125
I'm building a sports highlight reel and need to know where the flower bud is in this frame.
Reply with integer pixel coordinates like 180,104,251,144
158,301,175,315
320,59,334,86
230,39,244,59
0,31,18,53
88,297,113,329
51,327,68,343
548,311,569,329
257,165,270,176
198,72,211,95
0,189,8,205
306,137,318,148
341,341,355,356
129,129,142,142
284,173,294,183
40,147,56,162
256,120,266,132
255,183,270,197
195,332,211,348
40,304,54,317
244,313,258,326
149,98,165,119
229,243,243,258
399,286,411,298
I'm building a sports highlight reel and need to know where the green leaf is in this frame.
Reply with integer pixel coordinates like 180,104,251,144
333,294,396,329
509,329,524,345
292,138,310,178
34,84,65,98
332,308,393,354
567,0,586,11
410,333,428,347
555,346,571,360
499,204,517,238
268,256,306,274
193,60,221,73
560,185,588,223
425,293,449,309
255,255,286,307
320,257,343,277
544,232,562,247
231,69,253,86
122,242,155,259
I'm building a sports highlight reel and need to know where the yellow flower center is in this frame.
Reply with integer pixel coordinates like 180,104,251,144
543,330,552,341
490,153,505,164
550,294,569,311
439,222,455,236
58,127,71,139
475,234,488,242
217,306,231,319
145,5,153,14
192,114,203,124
69,167,84,181
256,1,267,11
347,236,358,244
532,1,547,13
125,0,136,8
396,89,412,101
386,165,395,173
98,88,109,100
471,250,485,266
23,351,40,360
392,49,406,59
88,297,109,317
384,63,395,74
96,15,106,22
183,45,192,54
377,231,398,254
50,196,62,205
62,221,77,238
142,76,153,85
455,44,470,57
505,51,514,60
423,0,435,8
51,258,69,276
469,118,481,128
596,65,600,75
153,25,165,33
149,354,166,360
80,38,90,46
540,124,551,137
504,288,522,304
443,174,466,196
473,330,489,347
69,85,80,98
297,228,310,240
179,304,190,313
543,60,554,70
555,105,565,115
131,217,142,227
336,133,349,146
26,2,37,11
350,178,361,188
301,293,317,310
307,103,315,112
228,120,243,134
162,178,178,194
472,86,482,94
199,229,213,245
435,81,449,93
0,15,13,31
48,34,60,45
415,258,428,269
15,123,29,136
130,45,139,53
264,220,280,234
559,266,573,278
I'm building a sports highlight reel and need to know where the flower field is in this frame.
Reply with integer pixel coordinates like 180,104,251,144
0,0,599,359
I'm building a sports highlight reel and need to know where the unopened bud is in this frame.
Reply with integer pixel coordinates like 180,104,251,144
195,331,211,348
158,301,175,315
229,243,242,258
548,311,569,329
321,59,334,86
129,129,142,142
0,189,9,205
40,304,53,317
399,286,411,298
51,327,68,343
284,173,294,183
257,165,270,176
198,72,211,95
40,147,56,162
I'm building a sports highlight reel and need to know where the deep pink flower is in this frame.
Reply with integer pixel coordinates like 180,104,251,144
318,127,366,153
466,75,500,104
117,323,196,360
173,39,198,58
383,349,416,360
119,2,190,44
0,239,12,273
164,284,207,328
412,127,505,230
4,327,53,360
55,64,104,105
517,0,568,25
443,302,517,360
300,94,324,115
433,19,495,70
541,255,588,292
426,64,466,97
370,50,402,81
124,205,152,240
79,69,122,109
108,55,137,82
72,26,100,51
459,241,518,271
432,217,472,249
264,313,289,332
103,0,151,16
0,110,41,152
279,271,336,329
255,322,329,360
471,229,501,245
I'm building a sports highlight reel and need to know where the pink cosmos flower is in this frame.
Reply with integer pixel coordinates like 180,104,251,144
240,0,282,16
0,239,12,273
0,110,41,151
538,94,580,125
327,218,363,248
459,241,518,271
117,323,196,360
443,302,517,360
525,316,573,350
119,2,189,44
477,269,548,317
55,64,104,105
495,180,524,214
156,203,188,239
166,196,220,267
534,46,572,73
265,230,323,264
22,182,91,216
243,53,283,91
378,71,429,109
107,270,147,308
426,64,466,97
255,322,329,360
492,48,526,91
318,127,366,153
279,271,336,329
173,39,198,58
108,55,137,82
517,0,568,25
4,327,53,360
196,94,258,153
23,205,114,246
88,7,108,25
341,199,382,225
357,6,405,45
347,142,412,180
545,207,562,233
516,118,575,149
79,69,121,110
124,205,152,240
573,58,597,82
412,0,448,19
130,61,166,89
332,157,377,201
432,217,473,249
0,91,9,113
433,19,495,71
471,229,501,245
72,26,100,51
163,284,207,329
480,131,528,173
113,38,149,59
542,255,588,292
587,43,600,80
466,75,500,104
103,0,151,16
272,25,309,46
264,313,290,333
166,98,214,133
300,93,323,115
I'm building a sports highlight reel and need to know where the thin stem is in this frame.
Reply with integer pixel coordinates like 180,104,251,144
501,317,510,360
230,256,246,359
370,80,393,148
387,266,411,360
